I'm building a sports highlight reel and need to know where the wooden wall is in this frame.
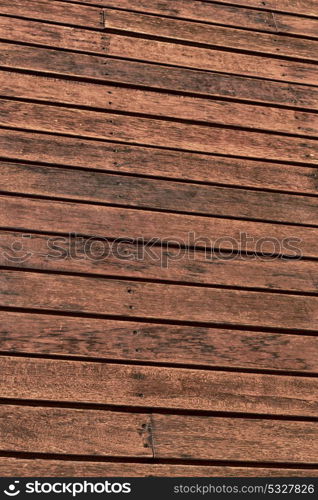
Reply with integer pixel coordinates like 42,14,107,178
0,0,317,476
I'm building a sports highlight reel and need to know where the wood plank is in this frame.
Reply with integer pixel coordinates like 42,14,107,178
2,71,318,138
2,356,318,417
1,405,318,463
2,100,318,163
0,0,102,28
1,458,318,477
211,0,318,17
1,195,317,258
1,0,317,61
55,0,318,38
103,8,318,62
2,162,318,226
0,406,152,457
1,311,317,373
2,44,318,110
153,414,318,463
1,228,317,293
1,130,317,195
1,271,318,330
0,18,317,85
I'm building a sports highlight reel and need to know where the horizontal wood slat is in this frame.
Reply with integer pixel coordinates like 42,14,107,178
54,0,318,38
1,271,318,330
153,413,318,463
0,406,153,458
1,195,318,258
1,0,317,60
2,356,318,416
1,311,317,373
1,458,318,477
2,162,318,226
1,405,318,462
1,229,317,293
209,0,318,18
2,44,318,110
1,130,317,195
2,100,318,163
103,9,318,62
1,18,317,85
2,71,318,138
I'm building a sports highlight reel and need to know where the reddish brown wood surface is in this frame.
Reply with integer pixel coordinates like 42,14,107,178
1,0,317,60
0,18,317,85
2,356,318,416
209,0,318,17
2,162,318,225
1,195,317,257
103,8,318,62
0,406,153,457
1,405,317,463
54,0,318,37
1,0,317,473
2,100,318,163
1,271,318,330
153,414,318,463
1,130,317,195
1,458,317,477
1,311,317,373
2,71,318,138
2,44,318,110
1,229,317,293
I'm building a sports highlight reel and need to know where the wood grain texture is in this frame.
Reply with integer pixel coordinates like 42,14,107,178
1,195,317,258
2,44,318,110
209,0,318,17
2,100,318,163
1,406,318,462
103,8,318,62
1,271,318,330
153,414,318,463
2,162,318,226
0,0,102,28
1,130,317,195
2,356,318,416
0,18,317,85
55,0,318,38
1,0,317,60
1,228,317,293
1,458,318,477
1,311,317,373
3,71,318,138
0,406,153,457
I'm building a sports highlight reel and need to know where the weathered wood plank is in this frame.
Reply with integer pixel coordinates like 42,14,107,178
1,130,317,195
55,0,318,38
2,100,318,163
1,271,317,330
1,195,317,258
1,229,317,293
2,356,318,416
1,0,317,60
0,18,317,85
1,311,317,372
0,0,102,28
0,406,152,457
2,71,318,138
1,458,318,477
153,414,318,463
2,162,318,226
103,9,318,62
2,44,317,110
1,406,317,462
211,0,318,17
